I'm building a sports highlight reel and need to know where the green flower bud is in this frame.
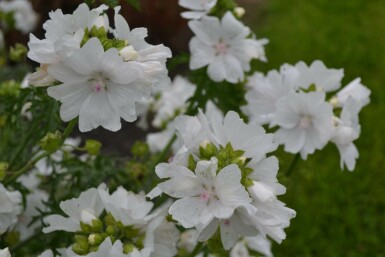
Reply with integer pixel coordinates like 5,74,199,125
73,235,89,254
0,80,20,97
199,141,218,159
131,141,149,157
39,131,62,152
106,225,116,236
123,244,135,254
85,139,102,156
9,43,27,62
91,219,103,232
104,213,116,226
88,233,104,246
0,162,8,181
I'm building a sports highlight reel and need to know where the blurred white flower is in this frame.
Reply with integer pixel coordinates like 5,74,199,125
178,0,217,19
47,38,146,132
0,184,22,235
0,248,11,257
336,78,371,109
272,92,334,159
0,0,38,34
188,12,267,83
230,235,273,257
331,98,361,171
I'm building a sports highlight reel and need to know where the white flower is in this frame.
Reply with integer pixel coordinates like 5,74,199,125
336,78,371,109
99,187,153,226
331,98,361,171
113,7,172,91
16,189,49,240
188,12,267,83
145,217,180,257
43,186,105,233
0,0,38,34
37,250,54,257
152,76,196,128
242,66,299,125
88,238,131,257
272,92,334,159
28,3,107,65
0,184,22,235
178,229,199,252
155,158,252,228
178,0,217,19
295,60,344,92
47,38,147,132
27,64,56,87
0,248,11,257
230,235,273,257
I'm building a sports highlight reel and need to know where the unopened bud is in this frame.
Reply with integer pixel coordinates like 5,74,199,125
234,7,246,18
88,233,104,246
9,43,27,62
39,131,62,152
131,141,149,157
120,45,139,61
329,96,340,108
85,139,102,156
0,80,20,97
123,244,135,254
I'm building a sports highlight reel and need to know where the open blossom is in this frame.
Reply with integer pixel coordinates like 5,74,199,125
154,158,252,228
47,38,147,132
272,92,334,159
99,187,154,226
189,12,267,83
113,7,172,91
28,3,108,65
178,0,217,19
0,184,22,235
331,98,361,171
43,186,105,233
0,0,38,34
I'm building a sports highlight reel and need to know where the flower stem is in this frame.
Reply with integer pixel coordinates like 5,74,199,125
188,242,204,257
4,119,77,185
285,153,300,176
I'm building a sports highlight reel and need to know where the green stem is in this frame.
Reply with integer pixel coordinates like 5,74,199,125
5,119,77,185
188,242,204,257
285,153,300,177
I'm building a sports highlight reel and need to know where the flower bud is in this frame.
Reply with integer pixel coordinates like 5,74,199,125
120,45,139,61
131,141,149,157
39,131,62,152
88,233,104,246
85,139,102,156
123,244,135,254
0,80,20,97
9,43,28,62
72,235,90,255
234,7,246,18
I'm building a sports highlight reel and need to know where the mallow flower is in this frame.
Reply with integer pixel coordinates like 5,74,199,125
154,157,252,228
272,91,334,159
188,12,267,83
178,0,217,19
0,184,22,235
331,97,361,171
47,38,147,132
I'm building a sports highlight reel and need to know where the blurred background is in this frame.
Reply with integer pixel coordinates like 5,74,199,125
2,0,385,256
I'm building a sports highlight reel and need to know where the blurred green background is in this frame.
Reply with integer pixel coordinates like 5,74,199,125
243,0,385,256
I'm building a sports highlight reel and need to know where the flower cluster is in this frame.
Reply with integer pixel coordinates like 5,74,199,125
150,109,295,250
27,4,171,132
242,60,371,170
42,185,179,257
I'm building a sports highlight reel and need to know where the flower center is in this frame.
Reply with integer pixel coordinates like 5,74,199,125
199,190,211,201
214,41,228,55
223,219,231,226
92,78,106,93
299,115,312,129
